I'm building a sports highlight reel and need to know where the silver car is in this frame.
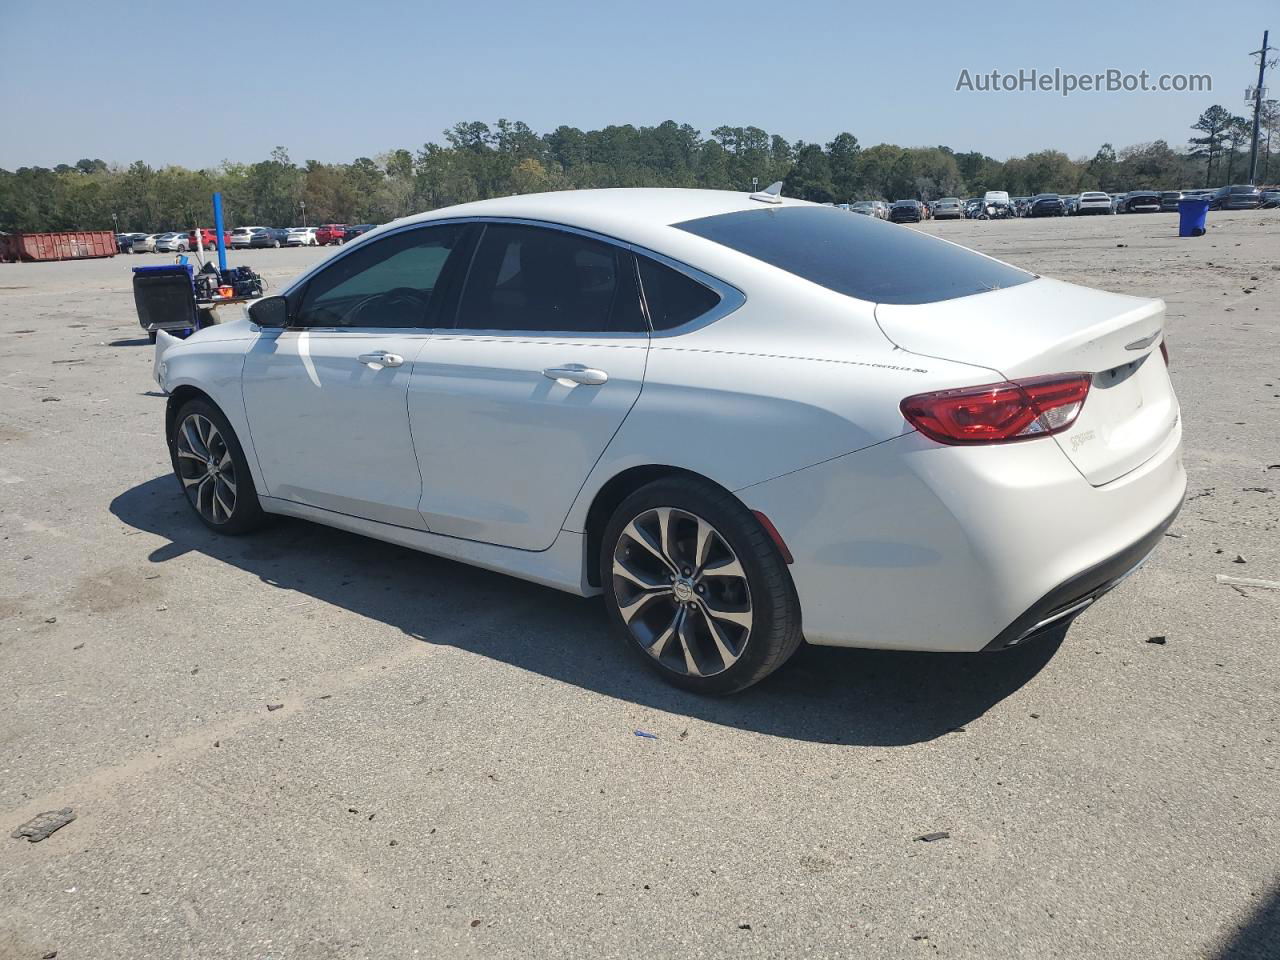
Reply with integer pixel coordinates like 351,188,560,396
154,232,190,253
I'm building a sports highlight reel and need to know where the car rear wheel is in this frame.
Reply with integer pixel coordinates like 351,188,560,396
601,477,802,695
169,398,266,535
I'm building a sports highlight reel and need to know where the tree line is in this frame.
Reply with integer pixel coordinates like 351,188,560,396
2,105,1276,233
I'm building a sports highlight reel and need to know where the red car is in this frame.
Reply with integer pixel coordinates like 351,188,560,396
187,228,233,249
315,224,348,246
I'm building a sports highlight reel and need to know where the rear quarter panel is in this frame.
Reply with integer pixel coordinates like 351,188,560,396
561,278,999,532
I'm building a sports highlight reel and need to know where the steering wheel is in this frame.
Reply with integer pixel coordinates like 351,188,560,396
346,287,429,327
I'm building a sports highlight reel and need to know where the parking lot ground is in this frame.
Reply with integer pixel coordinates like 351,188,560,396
1,212,1278,960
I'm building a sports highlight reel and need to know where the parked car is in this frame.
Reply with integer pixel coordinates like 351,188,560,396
849,201,878,217
230,226,269,249
1028,194,1065,217
1121,191,1161,214
247,228,289,248
315,224,348,246
1062,196,1079,215
1159,191,1183,212
1261,190,1280,209
131,233,163,254
1109,193,1126,213
343,223,377,242
1210,184,1262,210
889,200,923,223
287,227,319,246
188,228,233,249
1076,192,1113,215
870,201,890,219
153,188,1184,694
932,197,963,220
117,232,149,253
963,198,983,219
154,232,190,253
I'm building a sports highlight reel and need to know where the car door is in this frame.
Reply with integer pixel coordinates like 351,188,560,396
408,221,649,551
241,222,469,528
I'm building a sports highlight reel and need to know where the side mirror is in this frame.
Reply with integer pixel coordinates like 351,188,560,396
249,295,290,328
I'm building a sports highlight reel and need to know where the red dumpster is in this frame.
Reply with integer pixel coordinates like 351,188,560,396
2,230,118,263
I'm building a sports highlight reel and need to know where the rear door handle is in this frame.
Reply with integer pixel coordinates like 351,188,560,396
357,352,404,368
542,364,608,386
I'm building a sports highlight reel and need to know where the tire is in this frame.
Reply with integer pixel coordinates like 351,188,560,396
168,397,267,535
273,240,281,248
601,476,803,695
148,331,157,344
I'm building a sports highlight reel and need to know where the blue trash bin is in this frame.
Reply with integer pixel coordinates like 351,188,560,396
1177,197,1210,237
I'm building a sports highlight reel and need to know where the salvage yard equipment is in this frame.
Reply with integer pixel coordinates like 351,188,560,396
0,230,117,263
133,261,264,343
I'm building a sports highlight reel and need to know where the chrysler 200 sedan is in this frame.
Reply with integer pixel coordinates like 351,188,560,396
153,187,1185,694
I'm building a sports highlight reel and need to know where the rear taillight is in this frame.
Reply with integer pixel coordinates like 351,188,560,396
901,373,1092,445
1159,339,1169,365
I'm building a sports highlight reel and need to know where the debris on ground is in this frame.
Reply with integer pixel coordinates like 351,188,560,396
1233,555,1248,564
266,703,284,712
1243,487,1273,493
11,808,76,842
40,396,60,402
915,831,950,842
44,616,56,624
1147,636,1167,645
1216,575,1280,590
738,923,752,930
634,729,658,739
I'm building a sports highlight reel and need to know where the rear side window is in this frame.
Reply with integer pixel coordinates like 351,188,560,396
455,224,646,333
675,206,1033,305
637,256,721,331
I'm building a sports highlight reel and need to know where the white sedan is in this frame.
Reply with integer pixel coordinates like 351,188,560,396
286,227,318,246
152,187,1185,694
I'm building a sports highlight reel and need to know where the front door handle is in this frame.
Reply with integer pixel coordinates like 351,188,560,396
543,364,608,386
357,352,404,368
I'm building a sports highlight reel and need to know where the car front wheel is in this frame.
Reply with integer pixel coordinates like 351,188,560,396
602,477,802,694
169,398,266,535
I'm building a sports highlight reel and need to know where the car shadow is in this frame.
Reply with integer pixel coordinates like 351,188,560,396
1214,884,1280,960
110,476,1063,746
109,337,152,347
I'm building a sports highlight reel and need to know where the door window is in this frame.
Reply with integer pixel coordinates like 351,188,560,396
454,224,646,333
295,224,464,329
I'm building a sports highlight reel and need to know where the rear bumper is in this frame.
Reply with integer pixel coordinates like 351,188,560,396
739,420,1185,653
981,498,1181,651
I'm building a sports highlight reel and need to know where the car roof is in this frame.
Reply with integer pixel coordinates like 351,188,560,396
392,188,806,238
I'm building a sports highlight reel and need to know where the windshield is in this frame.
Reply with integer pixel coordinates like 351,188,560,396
675,205,1034,305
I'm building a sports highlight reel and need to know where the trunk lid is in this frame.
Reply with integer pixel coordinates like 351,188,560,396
876,277,1180,486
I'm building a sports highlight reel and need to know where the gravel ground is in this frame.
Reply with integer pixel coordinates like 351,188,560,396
1,211,1277,960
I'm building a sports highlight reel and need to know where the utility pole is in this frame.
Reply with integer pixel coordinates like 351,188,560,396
1247,30,1276,185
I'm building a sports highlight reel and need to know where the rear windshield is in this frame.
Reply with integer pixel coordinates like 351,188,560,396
1229,185,1256,194
675,205,1034,305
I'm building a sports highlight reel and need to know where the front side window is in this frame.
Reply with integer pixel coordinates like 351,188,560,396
454,224,646,333
295,224,464,329
677,205,1033,305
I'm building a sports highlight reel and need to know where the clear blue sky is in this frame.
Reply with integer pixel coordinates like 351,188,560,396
1,0,1271,169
